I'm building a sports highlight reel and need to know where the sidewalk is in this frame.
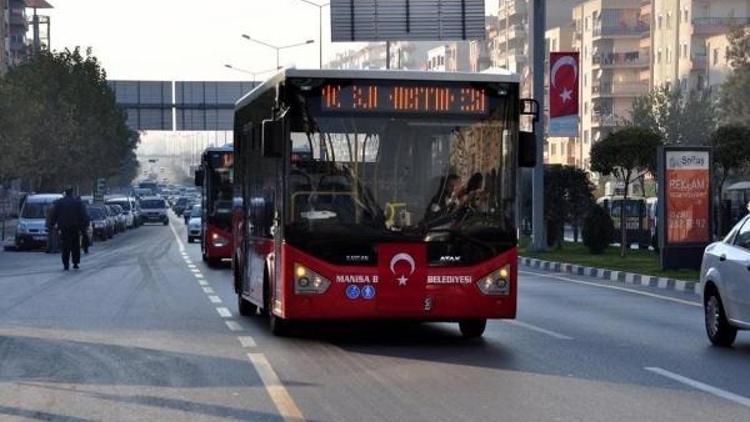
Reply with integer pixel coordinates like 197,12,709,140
519,256,701,296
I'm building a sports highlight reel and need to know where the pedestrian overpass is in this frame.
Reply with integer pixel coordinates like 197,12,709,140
109,80,257,131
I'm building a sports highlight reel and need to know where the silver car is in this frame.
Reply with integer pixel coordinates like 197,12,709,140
700,214,750,347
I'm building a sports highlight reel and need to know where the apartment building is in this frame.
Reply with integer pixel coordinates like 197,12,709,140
651,0,750,91
1,0,7,73
469,16,498,72
6,0,28,66
326,43,387,70
705,26,750,93
573,0,650,170
545,25,579,167
427,42,471,72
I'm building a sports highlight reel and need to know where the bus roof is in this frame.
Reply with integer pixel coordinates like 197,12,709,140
235,67,521,111
202,145,233,154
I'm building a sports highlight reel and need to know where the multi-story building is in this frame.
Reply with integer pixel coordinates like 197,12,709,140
6,0,28,66
651,0,750,92
326,43,387,70
545,25,579,167
573,0,650,170
387,41,444,70
1,0,7,73
427,42,471,72
493,0,580,96
469,16,498,72
705,26,750,94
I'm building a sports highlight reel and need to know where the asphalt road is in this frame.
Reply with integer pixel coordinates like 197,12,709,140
1,214,750,421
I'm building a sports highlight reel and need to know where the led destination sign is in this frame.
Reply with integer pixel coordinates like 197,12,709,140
321,82,489,115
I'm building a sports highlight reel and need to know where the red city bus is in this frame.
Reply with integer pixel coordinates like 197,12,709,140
232,69,533,337
195,145,234,267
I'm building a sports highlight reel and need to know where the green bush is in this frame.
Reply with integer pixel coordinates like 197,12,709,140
582,205,615,254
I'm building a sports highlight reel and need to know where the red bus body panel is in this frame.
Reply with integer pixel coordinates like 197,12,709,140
273,243,517,321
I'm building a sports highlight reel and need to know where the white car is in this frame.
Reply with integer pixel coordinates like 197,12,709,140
187,205,202,243
700,214,750,347
138,196,169,225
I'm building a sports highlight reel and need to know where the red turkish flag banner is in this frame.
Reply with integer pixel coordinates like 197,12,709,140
549,52,579,119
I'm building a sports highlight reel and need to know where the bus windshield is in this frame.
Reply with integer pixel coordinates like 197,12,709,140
284,109,517,265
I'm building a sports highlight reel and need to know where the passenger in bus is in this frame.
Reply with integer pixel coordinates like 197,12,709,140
424,174,460,222
457,172,486,209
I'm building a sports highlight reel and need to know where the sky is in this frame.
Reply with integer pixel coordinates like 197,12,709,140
45,0,496,81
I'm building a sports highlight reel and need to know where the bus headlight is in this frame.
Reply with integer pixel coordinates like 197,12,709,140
476,265,511,296
211,233,229,247
294,264,331,294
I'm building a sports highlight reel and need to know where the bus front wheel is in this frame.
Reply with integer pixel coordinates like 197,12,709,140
459,319,486,339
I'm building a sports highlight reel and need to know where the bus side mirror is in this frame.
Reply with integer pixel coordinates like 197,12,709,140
262,119,284,158
518,131,536,168
194,168,204,187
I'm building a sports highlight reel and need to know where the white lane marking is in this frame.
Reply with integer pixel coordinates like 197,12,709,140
216,307,232,318
203,287,215,294
194,273,205,279
191,269,201,273
208,295,222,304
238,336,257,348
645,367,750,408
184,260,193,265
198,280,209,286
225,320,243,331
169,222,185,250
520,270,701,308
187,264,197,269
248,353,305,422
504,320,573,340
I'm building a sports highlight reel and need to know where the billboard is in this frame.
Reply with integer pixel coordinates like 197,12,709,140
658,147,713,270
331,0,486,42
548,52,579,137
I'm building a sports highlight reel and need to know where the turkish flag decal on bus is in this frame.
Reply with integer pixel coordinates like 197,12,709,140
377,243,428,312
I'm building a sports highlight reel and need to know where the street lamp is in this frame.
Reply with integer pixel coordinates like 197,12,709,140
241,34,314,68
295,0,330,69
224,64,281,82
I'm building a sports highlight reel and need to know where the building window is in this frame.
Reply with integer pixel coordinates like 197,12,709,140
584,130,590,144
683,8,689,23
667,12,672,29
682,43,688,58
657,49,662,64
713,48,719,65
585,16,590,31
667,47,672,64
658,15,663,29
584,102,588,115
584,73,588,88
551,144,557,156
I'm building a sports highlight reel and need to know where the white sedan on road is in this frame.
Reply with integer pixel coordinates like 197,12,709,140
701,214,750,347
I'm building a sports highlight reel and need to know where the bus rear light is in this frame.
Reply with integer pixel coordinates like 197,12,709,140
476,265,511,296
211,233,229,247
294,264,331,294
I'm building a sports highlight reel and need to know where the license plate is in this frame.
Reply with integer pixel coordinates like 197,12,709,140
33,236,46,241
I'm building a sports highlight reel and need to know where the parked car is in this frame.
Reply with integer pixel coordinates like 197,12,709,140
105,197,137,229
87,205,114,241
103,205,119,235
139,196,169,225
187,205,202,243
111,204,128,232
15,193,63,250
700,213,750,347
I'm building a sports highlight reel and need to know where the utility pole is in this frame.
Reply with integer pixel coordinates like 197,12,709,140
530,0,547,251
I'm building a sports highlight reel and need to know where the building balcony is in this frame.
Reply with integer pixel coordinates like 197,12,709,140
593,23,649,38
592,81,647,97
692,17,750,35
499,0,527,19
591,114,618,127
641,0,652,17
592,51,649,68
691,53,707,69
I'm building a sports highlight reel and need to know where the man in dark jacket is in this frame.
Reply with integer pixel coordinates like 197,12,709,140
51,188,86,270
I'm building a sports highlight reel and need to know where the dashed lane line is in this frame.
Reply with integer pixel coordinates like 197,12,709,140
248,353,306,422
646,367,750,408
203,287,215,294
194,273,205,279
225,320,243,331
191,269,201,273
198,280,209,286
520,270,701,308
216,307,232,318
208,295,222,304
238,336,257,348
504,320,573,340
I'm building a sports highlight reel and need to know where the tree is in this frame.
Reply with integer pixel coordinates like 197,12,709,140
709,125,750,235
0,48,138,191
630,86,716,146
720,26,750,124
591,127,662,257
544,165,595,249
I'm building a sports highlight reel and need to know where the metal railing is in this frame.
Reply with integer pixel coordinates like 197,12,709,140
593,23,649,37
592,51,649,66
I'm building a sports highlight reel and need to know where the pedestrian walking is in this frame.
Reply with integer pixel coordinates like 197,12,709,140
51,187,87,270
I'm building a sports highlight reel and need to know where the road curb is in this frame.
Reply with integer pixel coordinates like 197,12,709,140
518,257,701,296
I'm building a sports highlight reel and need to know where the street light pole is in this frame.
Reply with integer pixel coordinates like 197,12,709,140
224,64,282,83
296,0,330,69
241,35,314,69
530,0,547,251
